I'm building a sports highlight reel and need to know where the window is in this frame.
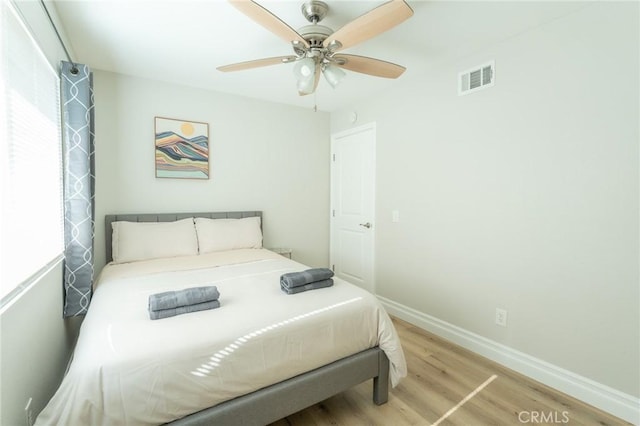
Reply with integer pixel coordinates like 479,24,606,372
0,0,63,305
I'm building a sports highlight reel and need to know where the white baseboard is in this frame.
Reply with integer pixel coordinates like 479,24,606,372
378,296,640,425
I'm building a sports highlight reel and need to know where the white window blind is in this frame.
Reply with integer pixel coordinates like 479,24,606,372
0,0,63,305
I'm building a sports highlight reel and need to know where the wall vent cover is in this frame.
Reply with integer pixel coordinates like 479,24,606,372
459,61,495,95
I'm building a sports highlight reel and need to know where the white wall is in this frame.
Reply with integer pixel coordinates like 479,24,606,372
0,263,83,426
332,0,638,409
93,71,331,273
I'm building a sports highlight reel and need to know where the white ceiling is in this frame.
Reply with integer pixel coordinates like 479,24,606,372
52,0,590,112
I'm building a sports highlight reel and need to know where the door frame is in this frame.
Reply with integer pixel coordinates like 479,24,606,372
329,122,376,293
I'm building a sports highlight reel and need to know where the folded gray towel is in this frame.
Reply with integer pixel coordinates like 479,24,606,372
149,286,219,311
149,300,221,320
280,268,334,289
281,279,334,295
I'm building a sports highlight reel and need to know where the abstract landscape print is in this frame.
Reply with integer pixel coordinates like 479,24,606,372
155,117,209,179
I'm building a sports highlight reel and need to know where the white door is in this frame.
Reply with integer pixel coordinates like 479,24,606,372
330,123,376,293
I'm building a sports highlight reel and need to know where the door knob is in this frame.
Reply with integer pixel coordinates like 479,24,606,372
359,222,372,229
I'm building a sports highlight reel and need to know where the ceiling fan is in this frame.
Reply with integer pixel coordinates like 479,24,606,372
218,0,414,96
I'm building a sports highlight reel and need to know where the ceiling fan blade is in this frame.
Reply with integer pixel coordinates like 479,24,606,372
229,0,309,48
333,54,406,79
323,0,413,52
217,56,297,72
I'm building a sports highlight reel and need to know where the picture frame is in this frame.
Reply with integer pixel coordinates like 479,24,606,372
155,116,209,179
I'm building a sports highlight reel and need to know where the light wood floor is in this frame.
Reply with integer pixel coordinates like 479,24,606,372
270,317,631,426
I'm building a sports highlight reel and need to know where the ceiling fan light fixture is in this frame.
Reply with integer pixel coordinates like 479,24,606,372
293,57,316,79
297,73,316,95
294,57,317,94
323,63,346,88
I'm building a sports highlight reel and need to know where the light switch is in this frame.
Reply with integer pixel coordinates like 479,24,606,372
392,210,400,223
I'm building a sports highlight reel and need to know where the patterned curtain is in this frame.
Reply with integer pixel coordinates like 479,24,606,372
61,61,95,317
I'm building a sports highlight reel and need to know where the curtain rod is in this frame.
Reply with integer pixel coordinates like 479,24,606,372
39,0,78,75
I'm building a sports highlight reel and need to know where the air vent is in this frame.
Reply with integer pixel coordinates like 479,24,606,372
459,61,495,96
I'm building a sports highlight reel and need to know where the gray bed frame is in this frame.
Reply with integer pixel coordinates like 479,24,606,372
104,211,390,426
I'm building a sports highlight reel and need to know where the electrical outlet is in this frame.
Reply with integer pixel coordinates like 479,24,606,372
495,308,508,327
24,397,33,426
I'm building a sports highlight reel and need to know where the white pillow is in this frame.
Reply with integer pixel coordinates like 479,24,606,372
111,218,198,264
195,216,262,253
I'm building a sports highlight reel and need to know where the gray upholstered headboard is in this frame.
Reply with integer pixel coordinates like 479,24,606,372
104,211,262,263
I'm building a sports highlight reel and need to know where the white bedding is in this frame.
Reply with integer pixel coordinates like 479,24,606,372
36,249,406,426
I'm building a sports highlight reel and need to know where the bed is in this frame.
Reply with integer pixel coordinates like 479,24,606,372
35,211,406,426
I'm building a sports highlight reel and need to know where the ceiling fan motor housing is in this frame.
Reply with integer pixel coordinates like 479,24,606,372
299,1,333,47
298,24,333,47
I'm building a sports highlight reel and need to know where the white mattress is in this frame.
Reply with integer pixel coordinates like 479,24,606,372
35,249,407,426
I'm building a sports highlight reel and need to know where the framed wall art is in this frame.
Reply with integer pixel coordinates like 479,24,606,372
155,117,209,179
